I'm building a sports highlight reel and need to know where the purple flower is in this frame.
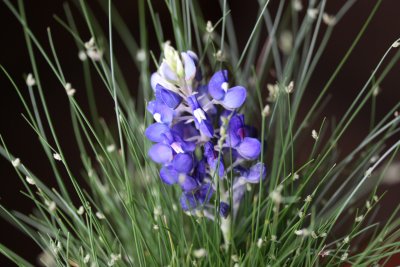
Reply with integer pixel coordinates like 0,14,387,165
208,70,247,110
145,46,267,218
180,183,214,211
187,94,214,138
204,142,225,178
227,114,261,160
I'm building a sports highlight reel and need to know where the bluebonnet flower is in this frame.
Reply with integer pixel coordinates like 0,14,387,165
145,44,266,219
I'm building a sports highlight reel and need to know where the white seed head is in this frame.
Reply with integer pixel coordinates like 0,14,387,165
298,211,304,218
295,229,310,236
96,211,105,220
320,232,327,237
53,153,62,161
153,206,162,217
373,86,380,96
292,0,303,11
136,49,146,62
12,158,21,167
26,73,36,87
48,201,56,212
26,176,35,185
395,111,399,117
279,30,293,55
87,48,103,61
84,254,90,264
262,104,271,117
267,83,279,102
78,50,87,61
153,224,159,230
392,40,400,48
286,81,294,93
107,144,116,153
84,37,95,49
365,167,373,177
257,238,264,248
65,83,76,97
355,215,363,222
341,252,348,261
312,130,319,140
270,190,282,204
366,200,371,210
206,21,214,33
293,173,300,180
271,235,277,242
343,236,350,244
172,204,178,212
311,231,318,239
322,13,336,26
231,254,239,262
307,8,319,19
305,195,312,203
77,206,85,215
214,50,225,61
193,248,207,258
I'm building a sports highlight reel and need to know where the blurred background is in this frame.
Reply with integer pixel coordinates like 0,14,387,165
0,0,399,265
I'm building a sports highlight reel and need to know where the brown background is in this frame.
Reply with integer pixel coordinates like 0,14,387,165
0,0,399,265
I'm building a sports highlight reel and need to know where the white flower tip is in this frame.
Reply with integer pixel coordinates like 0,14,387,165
286,81,294,93
96,211,105,220
153,206,162,217
136,49,146,62
48,201,56,212
307,8,319,19
87,48,103,61
392,40,400,48
262,104,271,117
365,167,373,177
26,73,36,87
106,144,116,153
395,111,399,117
153,224,159,230
26,176,35,185
293,173,300,180
53,153,62,161
206,21,214,33
83,254,90,264
256,238,264,248
305,195,312,203
77,206,85,215
65,83,76,97
312,130,319,140
78,50,87,61
193,248,207,258
292,0,303,11
355,215,363,222
84,37,95,49
322,13,336,26
12,158,21,167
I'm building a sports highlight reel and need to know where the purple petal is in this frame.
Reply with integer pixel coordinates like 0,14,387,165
221,86,247,109
179,175,198,192
245,163,267,183
199,120,214,138
145,123,170,142
219,202,230,218
197,183,214,204
160,166,178,185
180,193,196,211
148,143,173,164
172,153,193,173
208,70,228,100
181,52,196,81
156,84,182,109
227,114,245,147
237,137,261,160
160,61,178,81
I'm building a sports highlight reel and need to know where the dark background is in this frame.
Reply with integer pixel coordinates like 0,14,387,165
1,0,399,265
